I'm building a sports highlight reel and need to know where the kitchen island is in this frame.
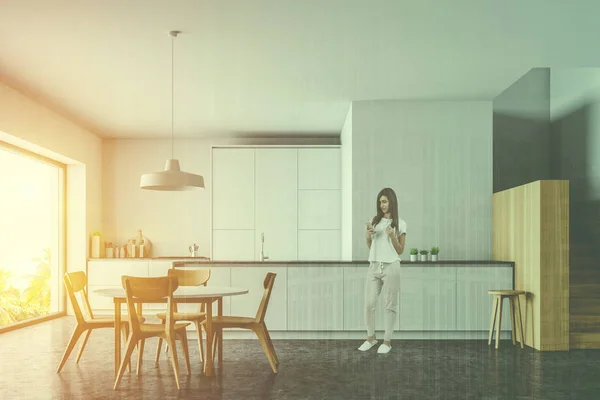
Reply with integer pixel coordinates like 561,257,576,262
86,259,514,340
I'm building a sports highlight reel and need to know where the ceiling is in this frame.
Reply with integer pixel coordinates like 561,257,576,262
1,0,599,139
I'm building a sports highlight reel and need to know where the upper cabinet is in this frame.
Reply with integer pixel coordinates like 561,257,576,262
298,148,341,190
212,148,255,230
211,147,341,261
255,149,298,261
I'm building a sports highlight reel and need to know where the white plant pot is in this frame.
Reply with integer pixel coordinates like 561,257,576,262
419,254,427,261
431,254,438,262
410,254,417,261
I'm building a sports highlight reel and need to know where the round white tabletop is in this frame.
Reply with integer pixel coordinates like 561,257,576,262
93,286,249,298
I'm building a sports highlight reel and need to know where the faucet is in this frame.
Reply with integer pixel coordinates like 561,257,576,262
260,232,269,261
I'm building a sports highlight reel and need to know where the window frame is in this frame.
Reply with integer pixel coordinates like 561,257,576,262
0,140,67,334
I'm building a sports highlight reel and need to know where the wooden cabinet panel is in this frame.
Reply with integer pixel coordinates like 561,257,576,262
212,148,254,230
456,267,513,331
287,267,344,330
298,190,341,230
399,267,457,331
230,267,287,330
298,148,341,190
254,149,298,261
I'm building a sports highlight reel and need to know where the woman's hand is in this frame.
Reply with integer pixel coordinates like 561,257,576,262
365,222,374,237
386,226,395,238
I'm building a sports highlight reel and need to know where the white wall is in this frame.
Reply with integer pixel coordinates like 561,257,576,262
102,136,339,258
350,100,493,261
340,104,353,260
0,82,102,275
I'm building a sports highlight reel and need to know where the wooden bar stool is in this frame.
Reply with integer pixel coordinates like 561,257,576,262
487,290,526,349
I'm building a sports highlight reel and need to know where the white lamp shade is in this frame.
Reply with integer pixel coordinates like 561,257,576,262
140,159,204,191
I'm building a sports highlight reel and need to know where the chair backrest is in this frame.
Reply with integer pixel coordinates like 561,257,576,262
64,271,94,323
168,268,210,286
254,272,277,323
121,275,179,332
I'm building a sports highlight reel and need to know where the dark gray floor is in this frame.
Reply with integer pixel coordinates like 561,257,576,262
1,317,599,400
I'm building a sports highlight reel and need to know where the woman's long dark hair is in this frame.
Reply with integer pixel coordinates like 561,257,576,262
371,187,399,230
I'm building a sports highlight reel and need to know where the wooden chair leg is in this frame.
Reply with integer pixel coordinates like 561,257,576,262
194,320,204,362
136,338,145,376
56,326,85,373
255,326,278,373
75,329,92,363
113,333,138,390
509,297,517,346
178,330,191,375
166,336,182,390
516,295,525,349
488,296,499,345
263,325,279,365
155,338,163,363
495,296,503,349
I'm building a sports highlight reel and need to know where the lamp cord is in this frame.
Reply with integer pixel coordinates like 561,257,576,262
171,33,175,160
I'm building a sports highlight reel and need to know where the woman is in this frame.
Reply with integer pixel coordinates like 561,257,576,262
358,187,407,354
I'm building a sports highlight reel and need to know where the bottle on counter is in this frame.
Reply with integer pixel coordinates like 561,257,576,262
139,240,145,258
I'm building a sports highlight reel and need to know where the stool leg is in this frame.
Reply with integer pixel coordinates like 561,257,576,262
488,295,499,345
515,295,525,349
509,297,516,345
495,296,503,349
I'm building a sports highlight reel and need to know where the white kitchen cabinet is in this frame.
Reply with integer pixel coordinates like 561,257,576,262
230,267,287,330
205,267,232,317
298,148,341,190
298,190,341,230
212,148,255,230
87,260,149,315
254,149,298,261
399,267,457,331
456,266,513,331
287,266,344,330
298,230,341,260
212,230,255,261
343,266,397,331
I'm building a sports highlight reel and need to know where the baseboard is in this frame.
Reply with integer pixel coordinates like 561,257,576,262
184,330,513,340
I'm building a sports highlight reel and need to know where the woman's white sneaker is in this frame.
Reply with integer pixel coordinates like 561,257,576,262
377,344,392,354
358,340,378,351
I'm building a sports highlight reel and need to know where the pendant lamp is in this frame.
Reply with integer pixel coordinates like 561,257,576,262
140,30,205,191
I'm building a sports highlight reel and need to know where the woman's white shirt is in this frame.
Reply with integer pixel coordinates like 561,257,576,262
367,217,407,263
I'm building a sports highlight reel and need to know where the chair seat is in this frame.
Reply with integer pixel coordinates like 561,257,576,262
85,316,146,327
488,290,526,296
156,312,206,321
204,316,258,328
140,322,190,334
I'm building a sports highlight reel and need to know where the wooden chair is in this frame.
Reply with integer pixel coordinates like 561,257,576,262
202,272,278,373
488,289,526,349
114,275,191,390
155,268,210,364
56,271,141,373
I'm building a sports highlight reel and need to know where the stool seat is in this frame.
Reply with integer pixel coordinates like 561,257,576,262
488,290,527,350
488,290,526,296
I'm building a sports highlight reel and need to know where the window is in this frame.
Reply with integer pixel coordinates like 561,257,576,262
0,141,66,329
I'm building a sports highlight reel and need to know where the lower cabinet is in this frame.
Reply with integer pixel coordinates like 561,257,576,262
399,267,457,331
287,267,344,330
230,267,287,330
455,267,513,331
86,261,514,332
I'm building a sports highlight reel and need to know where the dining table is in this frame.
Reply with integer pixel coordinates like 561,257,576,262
93,285,249,377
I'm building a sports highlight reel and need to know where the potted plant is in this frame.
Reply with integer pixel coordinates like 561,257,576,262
409,248,418,261
419,249,429,262
430,246,440,261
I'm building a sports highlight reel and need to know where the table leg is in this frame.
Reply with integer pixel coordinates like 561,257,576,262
114,300,121,377
218,297,223,366
204,297,213,377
